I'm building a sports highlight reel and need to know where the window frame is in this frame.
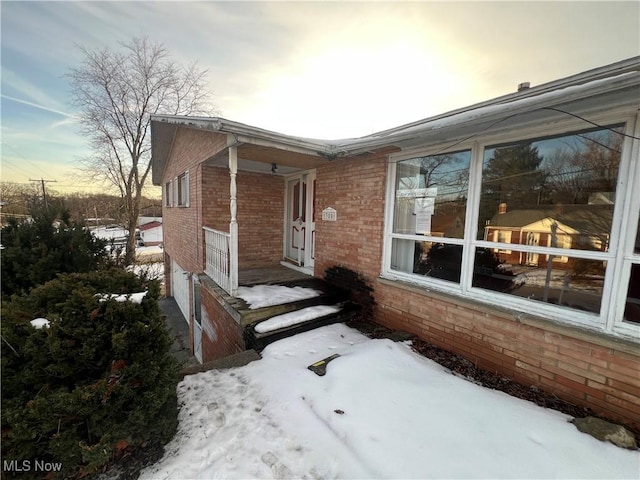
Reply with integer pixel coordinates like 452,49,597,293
177,171,190,207
386,148,473,288
382,107,640,339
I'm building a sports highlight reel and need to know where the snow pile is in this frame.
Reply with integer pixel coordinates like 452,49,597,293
236,285,322,309
91,226,128,241
136,245,163,257
255,305,341,333
140,324,639,479
97,292,147,304
128,262,164,282
30,318,50,329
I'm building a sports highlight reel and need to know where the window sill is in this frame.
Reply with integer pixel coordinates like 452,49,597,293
377,275,640,354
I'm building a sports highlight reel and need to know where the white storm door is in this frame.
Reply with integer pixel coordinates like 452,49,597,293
304,172,316,268
285,171,316,267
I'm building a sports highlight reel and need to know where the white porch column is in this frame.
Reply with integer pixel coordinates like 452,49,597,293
228,144,239,295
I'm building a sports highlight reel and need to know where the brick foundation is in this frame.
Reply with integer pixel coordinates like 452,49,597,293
200,279,245,361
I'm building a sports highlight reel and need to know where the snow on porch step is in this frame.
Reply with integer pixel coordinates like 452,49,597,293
245,301,361,351
235,280,350,327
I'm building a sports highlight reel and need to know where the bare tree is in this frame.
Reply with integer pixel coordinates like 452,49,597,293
69,36,214,263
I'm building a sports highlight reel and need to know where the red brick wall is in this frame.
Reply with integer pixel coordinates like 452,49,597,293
162,128,228,297
200,281,245,361
201,166,284,269
314,153,387,281
237,170,284,268
375,281,640,430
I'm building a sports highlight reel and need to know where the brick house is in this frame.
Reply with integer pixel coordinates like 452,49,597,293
151,57,640,429
483,204,612,268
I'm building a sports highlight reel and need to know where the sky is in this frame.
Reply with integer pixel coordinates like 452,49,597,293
1,1,639,194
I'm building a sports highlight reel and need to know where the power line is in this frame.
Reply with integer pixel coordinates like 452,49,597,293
1,141,48,175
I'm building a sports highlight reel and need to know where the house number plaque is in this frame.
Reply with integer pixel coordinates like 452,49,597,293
322,207,337,221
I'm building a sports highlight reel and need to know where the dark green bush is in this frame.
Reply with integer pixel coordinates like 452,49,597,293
1,270,179,478
1,206,109,299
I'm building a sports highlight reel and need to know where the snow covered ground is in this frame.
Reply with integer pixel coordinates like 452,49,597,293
140,324,639,479
129,262,164,282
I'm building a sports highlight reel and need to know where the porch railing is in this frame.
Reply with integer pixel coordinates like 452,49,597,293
203,226,232,294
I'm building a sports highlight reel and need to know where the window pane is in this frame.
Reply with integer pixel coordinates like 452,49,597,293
634,216,640,254
394,151,471,238
390,239,462,284
478,126,624,257
472,248,605,314
623,264,640,324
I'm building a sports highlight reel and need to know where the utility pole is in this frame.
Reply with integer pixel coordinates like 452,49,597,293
29,178,57,209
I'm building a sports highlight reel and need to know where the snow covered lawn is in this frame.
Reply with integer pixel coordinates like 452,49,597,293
140,324,638,479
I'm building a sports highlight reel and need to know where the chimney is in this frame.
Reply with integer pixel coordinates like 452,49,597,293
517,82,530,92
498,202,507,214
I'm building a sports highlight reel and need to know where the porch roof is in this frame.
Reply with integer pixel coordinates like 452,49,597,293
151,57,639,185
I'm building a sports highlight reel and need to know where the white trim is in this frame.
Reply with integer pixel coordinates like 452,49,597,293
229,146,239,296
610,110,640,334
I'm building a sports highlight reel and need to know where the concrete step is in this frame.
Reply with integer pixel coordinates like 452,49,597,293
236,279,350,327
244,301,361,351
179,349,262,379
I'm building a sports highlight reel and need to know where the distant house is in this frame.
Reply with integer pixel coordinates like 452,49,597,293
485,203,612,268
139,220,163,246
151,57,640,430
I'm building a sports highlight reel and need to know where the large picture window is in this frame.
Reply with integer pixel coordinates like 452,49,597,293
384,117,639,336
475,126,623,313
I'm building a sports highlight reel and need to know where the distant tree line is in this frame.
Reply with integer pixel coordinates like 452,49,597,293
1,182,162,226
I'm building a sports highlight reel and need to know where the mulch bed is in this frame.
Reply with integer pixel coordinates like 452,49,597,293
347,319,640,438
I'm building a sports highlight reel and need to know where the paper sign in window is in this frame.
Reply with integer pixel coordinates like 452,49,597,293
415,197,434,235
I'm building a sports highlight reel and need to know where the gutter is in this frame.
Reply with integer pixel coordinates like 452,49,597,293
151,115,334,157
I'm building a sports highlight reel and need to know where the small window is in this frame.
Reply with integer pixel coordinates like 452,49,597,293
164,181,173,207
177,172,189,207
493,230,512,253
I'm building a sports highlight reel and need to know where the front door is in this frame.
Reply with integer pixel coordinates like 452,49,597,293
525,232,540,266
285,171,316,269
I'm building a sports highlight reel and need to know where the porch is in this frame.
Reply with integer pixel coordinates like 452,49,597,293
201,139,323,297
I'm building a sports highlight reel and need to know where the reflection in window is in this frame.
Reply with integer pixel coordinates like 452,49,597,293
478,126,624,251
472,249,606,314
394,151,471,239
624,264,640,323
390,239,463,284
635,216,640,254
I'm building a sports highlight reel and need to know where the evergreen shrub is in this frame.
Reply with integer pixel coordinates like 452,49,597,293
1,207,109,299
1,270,179,478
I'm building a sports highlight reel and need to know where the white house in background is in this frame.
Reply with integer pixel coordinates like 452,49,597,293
139,220,163,246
